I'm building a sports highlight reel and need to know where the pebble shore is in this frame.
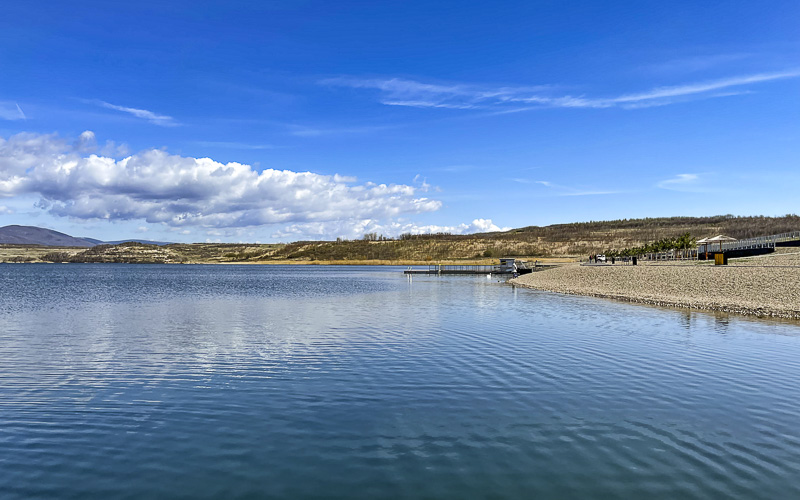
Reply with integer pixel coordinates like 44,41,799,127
511,259,800,319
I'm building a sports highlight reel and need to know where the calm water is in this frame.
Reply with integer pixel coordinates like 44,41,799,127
2,264,800,499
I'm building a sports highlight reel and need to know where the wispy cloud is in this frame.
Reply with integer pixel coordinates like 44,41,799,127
642,53,754,75
534,180,620,197
321,76,551,110
323,70,800,111
433,164,478,174
609,71,799,106
656,173,713,193
0,101,26,120
560,190,621,197
382,100,479,109
286,123,394,137
90,100,177,126
193,141,277,150
617,90,754,109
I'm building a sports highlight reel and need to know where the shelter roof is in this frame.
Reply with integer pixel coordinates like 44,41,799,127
697,235,737,245
705,235,737,242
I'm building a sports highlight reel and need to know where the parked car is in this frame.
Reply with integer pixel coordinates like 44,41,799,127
596,254,607,263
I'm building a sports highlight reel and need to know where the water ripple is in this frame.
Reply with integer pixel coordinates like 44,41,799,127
2,266,800,498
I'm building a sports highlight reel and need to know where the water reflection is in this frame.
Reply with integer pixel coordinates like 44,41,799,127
2,265,800,499
713,313,732,333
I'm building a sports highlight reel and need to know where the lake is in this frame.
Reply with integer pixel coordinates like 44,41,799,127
2,264,800,499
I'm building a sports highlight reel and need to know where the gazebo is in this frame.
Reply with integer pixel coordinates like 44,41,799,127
697,235,737,260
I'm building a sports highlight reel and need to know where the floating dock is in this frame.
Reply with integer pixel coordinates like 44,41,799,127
404,259,552,275
405,264,510,275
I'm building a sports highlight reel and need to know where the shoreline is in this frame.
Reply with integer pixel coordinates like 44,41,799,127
511,262,800,319
1,258,572,266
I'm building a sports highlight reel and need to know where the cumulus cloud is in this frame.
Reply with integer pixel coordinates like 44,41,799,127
323,70,800,111
74,130,97,153
272,218,510,240
0,131,442,228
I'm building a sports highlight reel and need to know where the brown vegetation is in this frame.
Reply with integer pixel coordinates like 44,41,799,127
2,214,799,264
0,245,85,263
265,214,800,262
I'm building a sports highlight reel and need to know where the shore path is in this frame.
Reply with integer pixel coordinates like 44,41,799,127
511,261,800,319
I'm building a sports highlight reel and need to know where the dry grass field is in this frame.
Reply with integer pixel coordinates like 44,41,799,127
0,245,85,263
3,215,799,265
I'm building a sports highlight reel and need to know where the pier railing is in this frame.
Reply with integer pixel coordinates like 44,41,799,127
405,263,525,274
643,249,698,261
426,264,500,273
636,231,800,262
716,231,800,252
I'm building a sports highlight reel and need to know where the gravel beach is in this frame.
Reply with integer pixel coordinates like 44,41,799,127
511,256,800,319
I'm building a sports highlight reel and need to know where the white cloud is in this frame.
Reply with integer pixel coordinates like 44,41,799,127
323,70,800,111
286,123,392,137
382,100,479,109
0,205,12,214
642,53,753,75
93,100,177,126
412,174,431,192
74,130,97,153
534,180,620,196
560,190,621,196
608,71,800,106
0,102,26,120
272,218,510,240
465,218,510,233
322,76,549,110
0,131,442,229
657,173,710,192
193,141,276,150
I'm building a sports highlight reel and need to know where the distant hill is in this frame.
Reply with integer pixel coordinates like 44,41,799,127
0,225,171,247
0,225,95,247
4,215,800,261
82,237,172,246
265,214,800,261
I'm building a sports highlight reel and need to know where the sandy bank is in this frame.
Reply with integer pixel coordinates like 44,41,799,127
511,262,800,319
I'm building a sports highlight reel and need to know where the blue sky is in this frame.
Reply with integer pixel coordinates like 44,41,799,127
1,1,799,242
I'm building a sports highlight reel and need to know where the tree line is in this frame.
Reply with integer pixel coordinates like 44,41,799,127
605,233,696,258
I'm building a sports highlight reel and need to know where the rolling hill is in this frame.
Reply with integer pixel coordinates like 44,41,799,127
0,225,171,247
0,225,95,247
3,215,800,263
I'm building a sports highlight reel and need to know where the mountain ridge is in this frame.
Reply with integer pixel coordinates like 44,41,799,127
0,225,170,247
0,225,95,247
